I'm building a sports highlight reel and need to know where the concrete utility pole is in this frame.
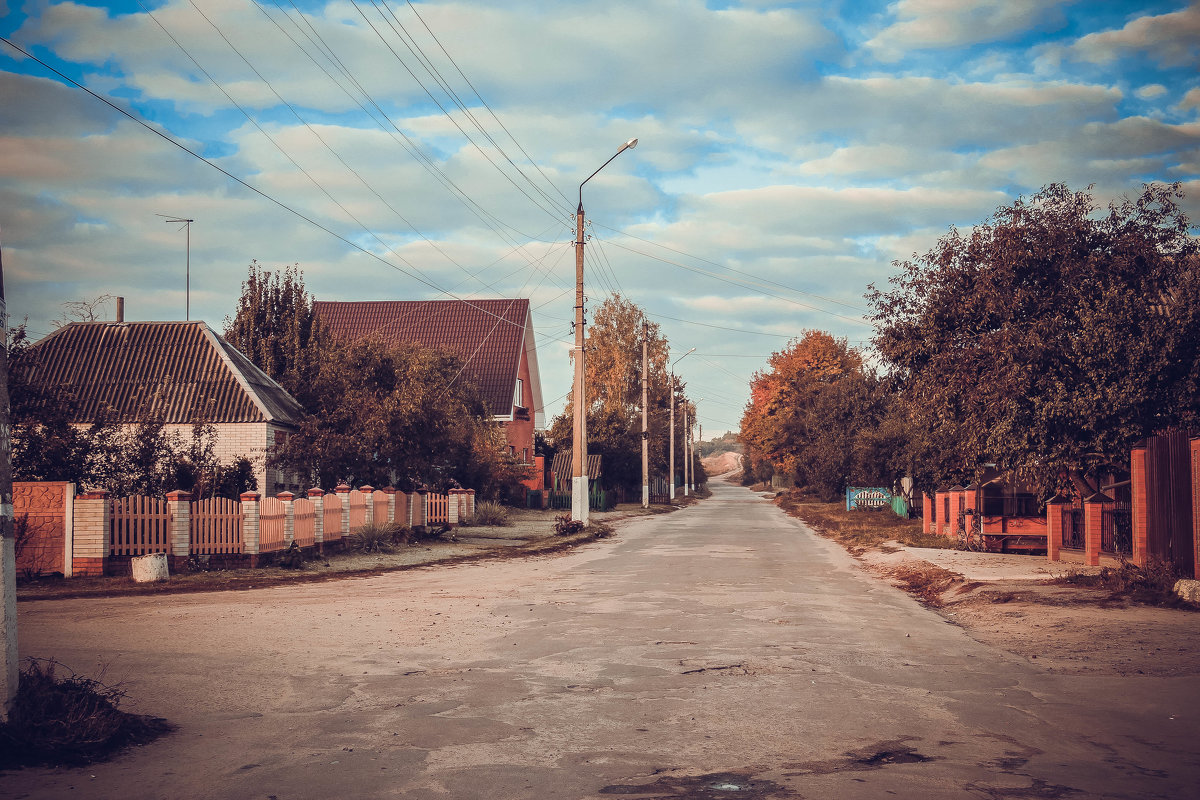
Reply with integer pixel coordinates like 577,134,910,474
572,139,638,524
641,321,649,509
682,401,689,497
0,225,16,720
667,348,694,502
159,215,194,320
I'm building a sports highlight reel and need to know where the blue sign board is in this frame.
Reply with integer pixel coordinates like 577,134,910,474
846,486,893,511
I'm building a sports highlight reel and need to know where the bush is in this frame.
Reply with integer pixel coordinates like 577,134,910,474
348,522,401,553
464,501,509,527
0,659,174,768
278,541,305,569
1058,558,1190,607
554,514,585,536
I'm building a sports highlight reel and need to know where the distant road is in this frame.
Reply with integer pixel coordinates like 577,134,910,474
9,478,1199,798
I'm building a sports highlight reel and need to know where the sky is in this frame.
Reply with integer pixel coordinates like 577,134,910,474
1,0,1198,439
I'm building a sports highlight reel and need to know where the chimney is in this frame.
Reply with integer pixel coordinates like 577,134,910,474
116,297,124,323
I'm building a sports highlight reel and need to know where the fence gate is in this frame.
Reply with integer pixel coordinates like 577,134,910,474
1146,431,1194,578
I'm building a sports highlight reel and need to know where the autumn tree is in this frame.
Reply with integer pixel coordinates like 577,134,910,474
549,294,691,490
868,182,1200,495
739,330,892,499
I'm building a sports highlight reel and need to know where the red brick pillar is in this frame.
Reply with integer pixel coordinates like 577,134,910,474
308,488,325,551
336,484,351,538
1045,496,1069,563
166,490,192,572
964,484,980,541
361,485,375,526
240,492,261,567
1192,437,1200,580
1084,492,1112,567
1131,445,1149,568
922,493,933,535
73,489,110,577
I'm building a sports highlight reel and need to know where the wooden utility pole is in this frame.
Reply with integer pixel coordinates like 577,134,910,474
0,225,16,720
641,321,649,508
682,401,689,497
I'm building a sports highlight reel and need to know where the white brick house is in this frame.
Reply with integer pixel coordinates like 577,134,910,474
20,320,305,493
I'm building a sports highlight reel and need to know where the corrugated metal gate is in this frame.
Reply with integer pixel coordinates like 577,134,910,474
1146,430,1194,578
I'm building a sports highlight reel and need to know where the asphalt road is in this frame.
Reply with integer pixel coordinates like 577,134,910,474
7,479,1199,799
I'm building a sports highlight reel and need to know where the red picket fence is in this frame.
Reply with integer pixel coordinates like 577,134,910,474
110,495,172,556
348,490,367,529
260,497,286,553
190,497,243,555
293,497,315,548
323,494,343,541
373,492,389,526
427,493,448,524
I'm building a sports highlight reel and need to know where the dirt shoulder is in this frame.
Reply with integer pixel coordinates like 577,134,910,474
15,503,675,603
773,490,1200,678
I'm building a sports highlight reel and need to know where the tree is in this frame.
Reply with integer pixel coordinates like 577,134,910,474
224,262,329,412
868,182,1200,495
548,295,686,491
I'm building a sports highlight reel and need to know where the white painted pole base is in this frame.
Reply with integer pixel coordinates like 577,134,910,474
572,476,590,525
642,484,649,508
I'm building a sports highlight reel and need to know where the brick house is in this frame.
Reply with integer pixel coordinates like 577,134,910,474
313,298,544,462
19,320,305,493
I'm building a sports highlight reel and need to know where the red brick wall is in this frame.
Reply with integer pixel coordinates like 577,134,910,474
13,481,69,577
503,344,536,460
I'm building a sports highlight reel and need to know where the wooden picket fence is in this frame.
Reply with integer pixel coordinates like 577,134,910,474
110,495,172,556
293,497,316,548
427,492,448,524
373,492,389,526
348,490,367,529
323,494,343,542
191,497,243,555
259,497,286,553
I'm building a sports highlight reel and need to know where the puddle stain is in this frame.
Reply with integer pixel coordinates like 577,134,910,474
783,737,937,776
599,771,799,798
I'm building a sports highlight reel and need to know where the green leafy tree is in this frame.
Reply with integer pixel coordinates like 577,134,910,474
224,262,329,412
868,182,1200,496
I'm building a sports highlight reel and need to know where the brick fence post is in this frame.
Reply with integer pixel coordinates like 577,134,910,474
241,492,260,567
1192,437,1200,580
72,489,110,577
278,491,295,546
922,492,933,535
447,489,460,526
384,487,397,525
1045,496,1069,563
1131,445,1149,568
166,490,192,573
308,488,325,552
336,484,351,537
416,489,429,527
1084,492,1112,567
467,489,476,518
361,486,374,526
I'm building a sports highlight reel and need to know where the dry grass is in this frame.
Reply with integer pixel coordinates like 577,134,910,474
776,491,942,555
0,659,174,769
1053,558,1197,609
888,564,962,607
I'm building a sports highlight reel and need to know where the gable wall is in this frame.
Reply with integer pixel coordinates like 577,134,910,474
502,345,536,463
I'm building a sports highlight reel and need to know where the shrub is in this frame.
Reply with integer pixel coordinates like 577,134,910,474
554,514,585,536
465,501,509,527
0,658,174,768
348,522,401,553
278,541,305,569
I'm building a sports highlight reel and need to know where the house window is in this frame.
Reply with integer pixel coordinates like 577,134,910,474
513,378,525,410
523,447,529,464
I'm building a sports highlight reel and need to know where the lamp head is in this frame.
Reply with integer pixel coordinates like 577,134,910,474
619,137,639,153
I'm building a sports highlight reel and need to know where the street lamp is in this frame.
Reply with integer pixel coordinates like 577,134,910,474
572,138,638,524
668,347,694,502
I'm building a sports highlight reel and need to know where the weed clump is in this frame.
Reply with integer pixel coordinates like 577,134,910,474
348,522,406,553
0,659,174,769
463,501,509,527
1057,558,1193,607
553,514,585,536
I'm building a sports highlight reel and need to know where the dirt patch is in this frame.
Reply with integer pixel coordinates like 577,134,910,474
775,491,1200,678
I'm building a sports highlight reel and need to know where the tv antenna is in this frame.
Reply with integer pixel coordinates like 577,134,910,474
158,214,194,319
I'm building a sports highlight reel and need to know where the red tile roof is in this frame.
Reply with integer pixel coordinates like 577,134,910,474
23,321,304,425
313,299,532,418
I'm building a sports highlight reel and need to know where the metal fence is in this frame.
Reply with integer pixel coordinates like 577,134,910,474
1101,501,1133,556
1061,507,1085,550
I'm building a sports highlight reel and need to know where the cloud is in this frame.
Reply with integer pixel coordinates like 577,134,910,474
1066,4,1200,68
866,0,1075,62
1135,83,1167,100
1179,87,1200,111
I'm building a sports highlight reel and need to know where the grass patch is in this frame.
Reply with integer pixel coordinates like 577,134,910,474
776,491,942,555
0,659,174,769
347,522,407,553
